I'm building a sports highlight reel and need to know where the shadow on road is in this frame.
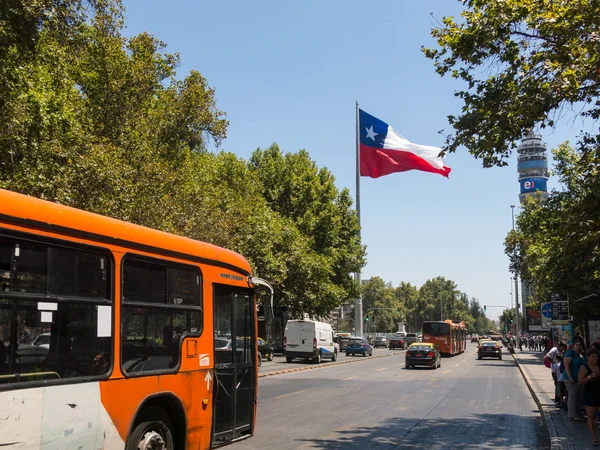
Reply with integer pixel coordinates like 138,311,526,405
296,413,550,450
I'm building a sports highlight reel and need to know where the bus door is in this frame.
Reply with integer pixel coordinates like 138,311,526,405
212,285,255,446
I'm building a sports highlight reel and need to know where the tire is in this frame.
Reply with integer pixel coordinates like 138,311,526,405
126,406,174,450
478,356,482,360
346,353,350,357
332,350,337,362
313,352,321,364
257,353,262,368
406,364,411,370
286,356,293,363
267,352,273,361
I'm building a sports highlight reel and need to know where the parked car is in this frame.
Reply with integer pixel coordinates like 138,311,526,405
388,336,406,350
478,341,502,360
405,343,441,370
345,337,373,357
405,333,419,346
32,332,51,349
373,336,388,348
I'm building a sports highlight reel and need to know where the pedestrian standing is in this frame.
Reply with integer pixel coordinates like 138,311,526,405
564,340,587,421
579,348,600,446
547,343,567,406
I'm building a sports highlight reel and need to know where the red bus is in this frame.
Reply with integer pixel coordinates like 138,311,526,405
0,189,273,449
422,320,467,356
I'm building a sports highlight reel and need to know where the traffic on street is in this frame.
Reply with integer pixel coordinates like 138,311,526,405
243,342,549,450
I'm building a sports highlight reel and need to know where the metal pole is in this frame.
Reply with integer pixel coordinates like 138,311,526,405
511,205,521,347
355,101,363,337
440,293,443,321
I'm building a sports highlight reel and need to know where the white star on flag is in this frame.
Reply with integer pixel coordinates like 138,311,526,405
365,125,378,141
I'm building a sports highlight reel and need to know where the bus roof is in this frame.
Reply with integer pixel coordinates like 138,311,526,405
0,188,251,276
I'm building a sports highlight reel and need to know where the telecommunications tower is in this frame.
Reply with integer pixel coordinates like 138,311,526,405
516,131,550,315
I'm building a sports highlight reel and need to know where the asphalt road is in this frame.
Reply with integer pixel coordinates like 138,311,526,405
235,343,550,450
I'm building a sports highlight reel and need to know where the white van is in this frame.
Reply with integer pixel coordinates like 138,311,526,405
284,320,337,363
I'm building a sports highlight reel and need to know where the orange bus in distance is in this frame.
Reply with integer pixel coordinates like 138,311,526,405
422,320,467,356
0,188,272,449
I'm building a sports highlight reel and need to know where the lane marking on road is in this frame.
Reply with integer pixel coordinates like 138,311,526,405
274,389,308,400
395,405,410,412
376,368,387,372
344,375,357,380
398,363,405,366
454,363,460,367
442,370,450,374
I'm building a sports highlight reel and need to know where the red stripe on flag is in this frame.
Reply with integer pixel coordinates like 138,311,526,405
360,144,451,179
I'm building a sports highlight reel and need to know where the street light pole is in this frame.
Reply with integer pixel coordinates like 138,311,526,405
511,205,521,347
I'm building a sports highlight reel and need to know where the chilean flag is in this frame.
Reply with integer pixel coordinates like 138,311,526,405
359,109,451,178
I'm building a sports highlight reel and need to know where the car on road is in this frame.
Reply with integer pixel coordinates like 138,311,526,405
373,336,389,348
345,337,373,357
405,333,419,346
405,343,441,370
258,337,274,363
478,341,502,360
388,335,406,350
471,333,479,343
335,332,353,351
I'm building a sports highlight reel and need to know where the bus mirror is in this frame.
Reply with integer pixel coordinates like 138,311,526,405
248,276,274,325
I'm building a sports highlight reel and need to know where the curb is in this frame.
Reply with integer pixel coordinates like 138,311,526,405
512,352,563,450
258,351,404,378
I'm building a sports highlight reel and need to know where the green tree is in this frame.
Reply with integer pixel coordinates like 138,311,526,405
424,0,600,167
361,278,399,333
249,144,366,317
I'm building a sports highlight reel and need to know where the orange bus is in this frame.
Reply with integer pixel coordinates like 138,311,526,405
422,320,467,356
0,189,272,449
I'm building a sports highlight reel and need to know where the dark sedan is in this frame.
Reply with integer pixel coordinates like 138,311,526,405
388,336,406,350
405,343,441,369
345,337,373,357
258,337,274,362
373,336,389,348
478,341,502,360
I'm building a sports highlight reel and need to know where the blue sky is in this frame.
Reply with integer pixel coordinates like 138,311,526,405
121,0,582,321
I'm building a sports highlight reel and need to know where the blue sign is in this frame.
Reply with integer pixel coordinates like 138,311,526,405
542,302,552,318
520,177,548,193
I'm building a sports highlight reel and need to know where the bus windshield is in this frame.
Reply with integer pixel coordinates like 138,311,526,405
422,322,451,336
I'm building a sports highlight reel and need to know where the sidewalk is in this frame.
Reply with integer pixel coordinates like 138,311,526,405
513,350,593,450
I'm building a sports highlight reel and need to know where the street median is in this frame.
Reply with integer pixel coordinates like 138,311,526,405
259,351,405,378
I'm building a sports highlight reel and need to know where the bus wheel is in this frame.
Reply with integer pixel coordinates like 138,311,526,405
127,406,174,450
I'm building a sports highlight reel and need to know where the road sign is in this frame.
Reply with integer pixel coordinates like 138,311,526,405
550,293,569,325
541,302,552,329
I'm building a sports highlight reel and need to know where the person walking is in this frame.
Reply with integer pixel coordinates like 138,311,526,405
547,343,567,406
563,340,587,421
579,348,600,446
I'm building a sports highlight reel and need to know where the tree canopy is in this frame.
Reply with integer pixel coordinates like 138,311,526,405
424,0,600,167
425,0,600,320
0,0,363,318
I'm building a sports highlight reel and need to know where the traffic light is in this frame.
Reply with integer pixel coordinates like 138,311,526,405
365,315,369,323
509,316,514,324
484,305,487,312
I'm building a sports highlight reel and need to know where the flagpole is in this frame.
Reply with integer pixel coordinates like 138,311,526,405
355,101,363,337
